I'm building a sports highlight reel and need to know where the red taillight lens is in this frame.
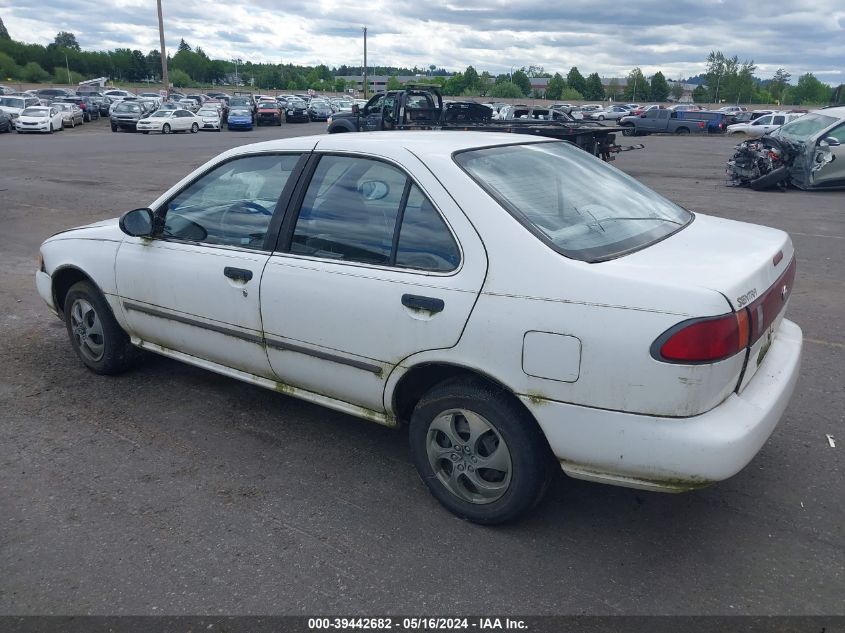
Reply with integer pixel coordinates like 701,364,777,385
653,311,750,364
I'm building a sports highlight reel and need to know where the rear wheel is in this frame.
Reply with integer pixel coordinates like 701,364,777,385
621,124,634,136
63,281,137,375
409,377,555,524
675,127,690,135
598,115,605,121
191,123,199,133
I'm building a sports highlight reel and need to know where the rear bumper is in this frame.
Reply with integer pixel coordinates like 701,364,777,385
521,318,803,492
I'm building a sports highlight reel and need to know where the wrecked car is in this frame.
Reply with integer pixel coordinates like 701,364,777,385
37,132,802,524
727,106,844,190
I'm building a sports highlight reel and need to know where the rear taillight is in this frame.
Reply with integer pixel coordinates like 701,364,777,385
748,256,796,344
652,310,750,364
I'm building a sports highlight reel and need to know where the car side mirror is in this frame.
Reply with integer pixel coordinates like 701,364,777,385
821,137,841,147
119,208,154,237
352,104,360,115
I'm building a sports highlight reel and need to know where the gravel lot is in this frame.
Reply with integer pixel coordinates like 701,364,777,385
1,120,843,615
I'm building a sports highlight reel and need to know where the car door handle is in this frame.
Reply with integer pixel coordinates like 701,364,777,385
223,266,253,282
401,294,444,314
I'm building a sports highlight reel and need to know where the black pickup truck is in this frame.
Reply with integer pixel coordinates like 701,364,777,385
327,86,631,161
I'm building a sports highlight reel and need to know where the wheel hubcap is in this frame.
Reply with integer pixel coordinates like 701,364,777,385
70,298,105,362
426,409,512,505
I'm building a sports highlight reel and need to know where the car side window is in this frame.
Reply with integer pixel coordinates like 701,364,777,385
825,124,845,143
291,156,406,265
395,185,460,272
290,156,459,271
163,154,300,249
644,110,658,119
755,116,772,125
773,115,785,125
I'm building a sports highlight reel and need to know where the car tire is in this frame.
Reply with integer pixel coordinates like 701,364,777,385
162,123,171,134
598,115,605,121
408,377,556,524
142,131,149,134
621,125,634,136
49,123,54,134
63,280,138,375
675,127,690,135
191,123,198,133
111,124,117,132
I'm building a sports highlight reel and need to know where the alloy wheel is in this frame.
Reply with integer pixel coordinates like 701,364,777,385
70,298,105,362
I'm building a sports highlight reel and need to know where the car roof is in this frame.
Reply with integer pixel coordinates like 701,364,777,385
817,106,845,118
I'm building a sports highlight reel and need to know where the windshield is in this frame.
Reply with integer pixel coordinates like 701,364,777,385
0,97,25,108
258,102,276,108
199,109,218,116
22,108,47,117
230,109,250,116
454,142,692,262
151,111,172,117
772,113,837,142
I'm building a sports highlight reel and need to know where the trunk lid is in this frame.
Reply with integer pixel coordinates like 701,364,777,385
604,213,796,391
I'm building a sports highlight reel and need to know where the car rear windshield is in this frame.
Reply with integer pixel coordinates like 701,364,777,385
115,103,141,113
454,141,692,262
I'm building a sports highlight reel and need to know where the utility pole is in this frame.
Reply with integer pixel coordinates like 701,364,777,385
156,0,169,97
362,26,368,99
64,53,71,85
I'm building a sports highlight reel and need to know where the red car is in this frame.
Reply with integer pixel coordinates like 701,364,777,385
256,101,282,126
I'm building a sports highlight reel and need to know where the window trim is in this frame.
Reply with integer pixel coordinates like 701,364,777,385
151,151,308,253
274,151,463,276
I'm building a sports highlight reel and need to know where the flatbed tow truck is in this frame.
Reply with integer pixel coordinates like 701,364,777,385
327,86,640,161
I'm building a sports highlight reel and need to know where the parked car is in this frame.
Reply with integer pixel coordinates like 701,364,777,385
588,105,631,121
103,90,133,103
227,107,253,130
110,100,146,132
54,96,99,122
620,108,716,135
178,98,200,113
136,109,201,134
768,107,845,189
0,95,42,119
727,112,804,137
54,102,85,128
308,99,333,122
0,110,13,132
285,99,309,123
196,106,222,131
15,106,64,133
35,88,73,104
675,110,730,133
36,131,802,523
668,104,703,112
256,101,283,126
228,97,254,119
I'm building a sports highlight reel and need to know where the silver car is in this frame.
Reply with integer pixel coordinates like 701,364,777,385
588,106,631,121
770,107,845,189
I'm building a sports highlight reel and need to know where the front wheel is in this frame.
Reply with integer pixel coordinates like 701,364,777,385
191,123,198,133
63,281,138,375
409,378,555,524
598,115,605,121
49,124,54,134
111,124,117,132
621,125,634,136
162,123,171,134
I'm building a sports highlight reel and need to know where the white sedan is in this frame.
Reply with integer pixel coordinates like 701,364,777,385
588,105,631,120
35,132,802,524
136,109,201,134
196,107,222,131
15,105,64,133
727,112,804,137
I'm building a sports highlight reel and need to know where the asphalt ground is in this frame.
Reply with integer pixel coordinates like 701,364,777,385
1,120,843,615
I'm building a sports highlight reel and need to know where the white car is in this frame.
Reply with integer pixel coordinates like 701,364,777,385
727,112,804,137
136,109,201,134
589,105,631,121
15,106,64,133
178,98,200,113
196,107,222,131
35,132,802,524
103,90,132,103
0,94,42,119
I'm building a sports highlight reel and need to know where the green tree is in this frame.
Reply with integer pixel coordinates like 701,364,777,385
52,67,82,84
21,61,49,82
0,17,10,40
560,87,584,101
545,72,566,100
178,39,191,53
54,31,80,51
692,85,708,103
791,73,831,105
649,71,670,102
732,61,757,104
623,67,647,101
769,68,791,103
386,75,401,90
463,65,479,93
0,51,18,79
511,70,531,96
566,66,587,97
833,84,844,105
442,72,465,95
169,68,192,87
606,78,621,100
584,72,604,100
488,82,524,99
334,77,348,93
670,82,684,101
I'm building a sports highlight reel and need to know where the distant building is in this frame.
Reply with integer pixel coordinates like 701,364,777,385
335,75,435,94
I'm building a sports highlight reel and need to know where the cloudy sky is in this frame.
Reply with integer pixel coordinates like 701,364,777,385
1,0,843,82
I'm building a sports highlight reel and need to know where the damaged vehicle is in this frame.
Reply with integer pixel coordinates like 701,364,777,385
727,106,844,190
36,132,802,524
